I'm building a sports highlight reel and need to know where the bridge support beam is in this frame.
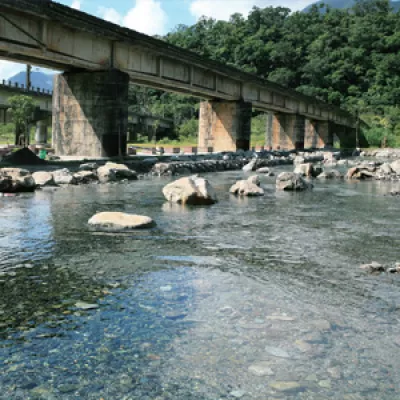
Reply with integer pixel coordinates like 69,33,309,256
304,119,334,149
53,69,129,157
334,124,356,149
198,100,252,152
35,120,48,144
266,113,305,150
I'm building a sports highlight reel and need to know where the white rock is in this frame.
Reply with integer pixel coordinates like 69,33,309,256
88,212,155,230
276,172,312,191
162,175,218,205
230,179,264,196
53,168,76,185
73,170,98,184
0,168,36,192
242,159,257,172
32,171,55,186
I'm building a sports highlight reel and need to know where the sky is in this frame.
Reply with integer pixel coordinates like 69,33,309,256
0,0,312,80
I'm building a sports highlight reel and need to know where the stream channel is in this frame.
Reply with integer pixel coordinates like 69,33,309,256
1,167,400,399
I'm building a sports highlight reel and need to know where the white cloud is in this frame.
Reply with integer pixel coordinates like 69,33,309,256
123,0,167,35
71,0,81,10
0,61,25,81
190,0,311,21
97,0,168,36
97,6,122,25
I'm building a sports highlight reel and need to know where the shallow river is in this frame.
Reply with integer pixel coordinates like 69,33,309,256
1,168,400,399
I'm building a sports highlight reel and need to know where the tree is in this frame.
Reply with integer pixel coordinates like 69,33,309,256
7,95,36,146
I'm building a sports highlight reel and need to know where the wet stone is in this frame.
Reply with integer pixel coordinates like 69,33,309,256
248,361,275,376
269,381,303,392
264,346,291,358
74,301,99,310
230,389,247,398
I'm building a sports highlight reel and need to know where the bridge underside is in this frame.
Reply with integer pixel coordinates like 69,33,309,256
50,69,360,157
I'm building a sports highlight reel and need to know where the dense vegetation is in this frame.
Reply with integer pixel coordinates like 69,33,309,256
132,0,400,147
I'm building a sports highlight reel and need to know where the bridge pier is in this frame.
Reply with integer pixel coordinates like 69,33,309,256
266,113,305,150
304,119,334,149
198,100,252,152
334,124,358,149
35,120,48,144
53,69,129,157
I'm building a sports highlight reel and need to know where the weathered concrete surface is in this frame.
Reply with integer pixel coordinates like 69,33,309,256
0,0,355,127
266,113,305,150
52,70,129,157
198,101,251,152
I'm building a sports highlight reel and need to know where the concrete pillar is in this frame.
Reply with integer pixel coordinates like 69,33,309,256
268,113,305,150
305,120,335,149
35,120,48,144
198,100,252,152
52,69,129,157
334,124,356,149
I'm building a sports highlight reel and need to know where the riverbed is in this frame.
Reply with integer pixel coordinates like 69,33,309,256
1,169,400,399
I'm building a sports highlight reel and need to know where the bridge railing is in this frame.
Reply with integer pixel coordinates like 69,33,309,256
0,80,52,96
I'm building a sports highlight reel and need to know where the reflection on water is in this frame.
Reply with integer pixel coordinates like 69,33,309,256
0,170,400,399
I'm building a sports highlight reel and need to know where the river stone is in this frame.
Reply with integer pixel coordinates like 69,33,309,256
152,163,172,176
32,171,55,186
378,163,393,174
247,174,260,186
294,155,305,164
0,168,36,192
79,162,98,171
346,167,359,179
53,168,76,185
317,170,343,179
73,170,98,184
265,346,291,358
276,172,312,191
248,362,274,376
390,159,400,174
75,301,99,310
162,175,218,205
242,159,257,172
294,163,322,177
230,179,264,196
359,261,385,274
88,212,155,230
269,381,303,392
97,162,137,183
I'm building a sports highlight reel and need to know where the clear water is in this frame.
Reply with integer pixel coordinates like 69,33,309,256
1,170,400,399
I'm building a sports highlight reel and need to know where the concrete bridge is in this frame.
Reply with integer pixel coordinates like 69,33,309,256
0,79,52,143
0,79,174,143
0,0,361,157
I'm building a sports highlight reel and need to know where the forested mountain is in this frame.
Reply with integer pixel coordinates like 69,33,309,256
145,0,399,147
303,0,400,12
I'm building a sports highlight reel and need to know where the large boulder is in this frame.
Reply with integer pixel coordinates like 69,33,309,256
53,168,77,185
0,168,36,192
390,159,400,175
32,171,55,187
294,163,322,177
242,159,257,172
316,170,343,179
378,163,393,175
230,176,264,196
79,162,98,171
276,172,312,191
97,162,137,183
162,175,218,205
88,212,155,231
73,170,98,184
152,163,172,176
